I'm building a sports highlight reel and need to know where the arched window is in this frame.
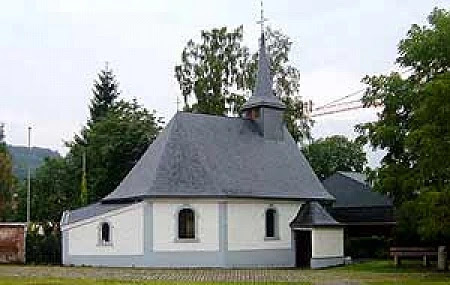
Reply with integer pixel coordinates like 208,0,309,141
265,208,277,238
178,208,195,239
101,222,111,243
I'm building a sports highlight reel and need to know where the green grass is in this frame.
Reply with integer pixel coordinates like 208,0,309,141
331,260,450,284
337,259,437,273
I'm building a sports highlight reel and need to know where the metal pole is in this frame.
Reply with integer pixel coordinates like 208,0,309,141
27,126,31,224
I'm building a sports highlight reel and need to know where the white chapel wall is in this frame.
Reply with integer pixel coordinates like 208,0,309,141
66,203,144,256
227,201,303,251
152,200,219,252
311,228,344,258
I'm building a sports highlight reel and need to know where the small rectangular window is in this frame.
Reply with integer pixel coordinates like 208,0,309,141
178,208,195,239
265,209,276,238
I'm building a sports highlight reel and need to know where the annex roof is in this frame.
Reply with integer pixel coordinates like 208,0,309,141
61,202,133,225
290,201,341,228
323,172,393,208
102,112,333,202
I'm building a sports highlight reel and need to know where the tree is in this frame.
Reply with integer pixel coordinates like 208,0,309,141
89,63,120,123
175,26,249,116
12,66,163,223
0,128,15,220
357,8,450,243
175,26,311,142
302,135,367,181
15,157,79,222
69,99,163,202
0,123,4,142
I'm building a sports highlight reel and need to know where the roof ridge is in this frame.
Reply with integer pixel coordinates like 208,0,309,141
147,115,180,197
101,116,178,202
178,111,244,121
337,171,367,185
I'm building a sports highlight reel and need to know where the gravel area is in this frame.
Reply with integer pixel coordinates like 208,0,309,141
0,265,434,284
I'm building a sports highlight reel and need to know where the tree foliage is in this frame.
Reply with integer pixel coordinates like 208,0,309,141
15,157,78,222
175,26,311,142
302,135,367,181
89,63,120,124
12,65,163,223
0,124,4,142
357,8,450,243
69,99,163,202
0,140,15,220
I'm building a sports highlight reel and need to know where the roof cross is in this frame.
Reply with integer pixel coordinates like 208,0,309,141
256,0,268,34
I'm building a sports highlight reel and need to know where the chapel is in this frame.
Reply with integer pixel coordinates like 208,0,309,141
61,31,344,269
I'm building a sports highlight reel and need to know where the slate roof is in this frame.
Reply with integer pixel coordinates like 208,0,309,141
323,172,393,208
241,34,285,111
61,202,133,225
62,32,333,225
290,202,341,228
330,207,395,224
102,112,334,202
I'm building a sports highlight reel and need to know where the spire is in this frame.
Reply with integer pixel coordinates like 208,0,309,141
241,32,285,110
242,1,285,111
254,34,274,98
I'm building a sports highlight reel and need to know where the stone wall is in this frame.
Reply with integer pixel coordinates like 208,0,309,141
0,224,26,264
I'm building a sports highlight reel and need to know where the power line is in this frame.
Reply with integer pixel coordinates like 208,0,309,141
313,88,365,111
311,67,414,114
310,104,365,118
313,98,362,111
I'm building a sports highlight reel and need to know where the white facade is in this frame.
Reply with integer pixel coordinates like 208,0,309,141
153,200,219,252
227,201,302,251
64,203,144,256
62,199,343,268
312,228,344,258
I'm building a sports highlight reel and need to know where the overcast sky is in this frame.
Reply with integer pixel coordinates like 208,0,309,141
1,0,449,166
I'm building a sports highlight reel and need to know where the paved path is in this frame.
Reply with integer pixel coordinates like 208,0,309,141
0,265,441,284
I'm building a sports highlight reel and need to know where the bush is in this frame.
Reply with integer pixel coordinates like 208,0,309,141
26,223,61,264
345,236,390,259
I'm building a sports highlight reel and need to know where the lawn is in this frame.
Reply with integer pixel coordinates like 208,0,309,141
0,260,448,284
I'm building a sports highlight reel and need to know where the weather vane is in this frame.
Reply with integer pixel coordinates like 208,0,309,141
256,0,268,34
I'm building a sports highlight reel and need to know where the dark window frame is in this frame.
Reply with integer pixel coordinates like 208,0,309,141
178,208,196,240
265,208,278,239
99,222,112,246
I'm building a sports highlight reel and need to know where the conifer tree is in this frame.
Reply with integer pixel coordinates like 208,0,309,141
89,63,120,123
0,123,4,142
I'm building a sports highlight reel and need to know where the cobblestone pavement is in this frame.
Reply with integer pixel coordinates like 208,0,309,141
0,265,439,284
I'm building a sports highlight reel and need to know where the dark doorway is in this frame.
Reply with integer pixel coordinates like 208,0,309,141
295,230,312,268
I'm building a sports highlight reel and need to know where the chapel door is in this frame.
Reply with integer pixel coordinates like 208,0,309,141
295,230,312,268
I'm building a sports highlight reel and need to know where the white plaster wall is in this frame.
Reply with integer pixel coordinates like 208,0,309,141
67,203,144,256
153,201,219,252
227,201,303,251
311,228,344,258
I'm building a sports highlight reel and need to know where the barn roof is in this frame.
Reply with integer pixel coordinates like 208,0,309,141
290,202,341,228
323,172,393,208
102,112,333,202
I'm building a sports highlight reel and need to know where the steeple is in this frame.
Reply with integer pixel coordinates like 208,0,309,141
241,34,285,111
242,1,285,112
242,3,285,141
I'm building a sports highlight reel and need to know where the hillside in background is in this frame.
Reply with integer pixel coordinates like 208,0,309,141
7,145,60,180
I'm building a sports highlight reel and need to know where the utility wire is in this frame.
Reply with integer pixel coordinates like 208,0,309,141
313,67,413,112
313,88,365,111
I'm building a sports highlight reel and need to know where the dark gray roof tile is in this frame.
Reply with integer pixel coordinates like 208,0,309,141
323,172,393,208
102,112,333,202
62,203,133,225
290,202,341,228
